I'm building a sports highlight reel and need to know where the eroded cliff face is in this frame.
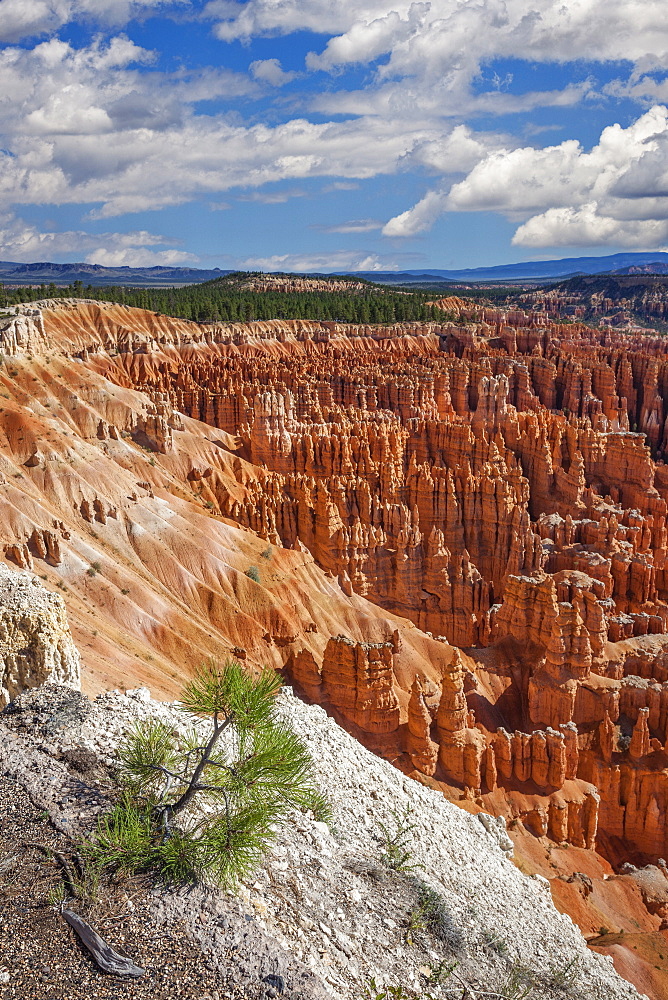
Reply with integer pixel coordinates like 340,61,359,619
41,300,668,868
0,562,80,707
0,303,455,712
6,298,668,996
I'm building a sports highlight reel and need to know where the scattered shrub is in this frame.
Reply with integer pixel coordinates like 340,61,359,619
245,565,261,583
499,960,536,1000
363,979,435,1000
410,880,452,943
545,956,581,990
377,806,422,874
483,928,509,956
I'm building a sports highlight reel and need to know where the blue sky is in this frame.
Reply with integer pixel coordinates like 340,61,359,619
1,1,668,271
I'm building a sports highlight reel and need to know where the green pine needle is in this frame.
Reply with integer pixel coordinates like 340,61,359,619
85,659,325,888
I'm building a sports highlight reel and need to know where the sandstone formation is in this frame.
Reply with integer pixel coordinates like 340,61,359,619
59,298,668,870
6,296,668,996
0,302,457,713
0,562,80,707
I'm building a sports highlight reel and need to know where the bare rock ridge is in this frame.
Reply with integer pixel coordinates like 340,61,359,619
0,682,644,1000
2,297,668,995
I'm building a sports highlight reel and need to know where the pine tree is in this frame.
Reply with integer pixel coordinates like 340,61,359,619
84,659,327,886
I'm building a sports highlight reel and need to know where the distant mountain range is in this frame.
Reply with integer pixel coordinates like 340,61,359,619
0,261,231,287
2,252,668,287
351,252,668,284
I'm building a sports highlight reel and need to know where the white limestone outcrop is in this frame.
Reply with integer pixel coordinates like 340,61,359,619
12,682,644,1000
0,307,47,356
0,563,80,707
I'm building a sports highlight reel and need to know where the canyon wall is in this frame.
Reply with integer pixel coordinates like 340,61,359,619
4,297,668,994
77,301,668,868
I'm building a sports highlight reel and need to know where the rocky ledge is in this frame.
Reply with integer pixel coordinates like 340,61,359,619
0,683,645,1000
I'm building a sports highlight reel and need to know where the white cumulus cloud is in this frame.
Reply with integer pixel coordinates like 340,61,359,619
87,247,199,265
316,219,382,233
384,105,668,248
512,204,668,248
208,0,668,124
240,249,422,272
250,58,298,87
0,213,196,263
0,34,445,218
0,0,186,43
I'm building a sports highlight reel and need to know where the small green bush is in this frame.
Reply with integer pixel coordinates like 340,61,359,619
363,978,439,1000
378,806,422,874
546,956,581,990
411,880,452,942
499,960,536,1000
83,660,325,887
245,565,261,583
483,928,508,956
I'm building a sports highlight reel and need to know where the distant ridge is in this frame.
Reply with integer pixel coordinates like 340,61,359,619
0,261,231,287
349,252,668,284
2,251,668,287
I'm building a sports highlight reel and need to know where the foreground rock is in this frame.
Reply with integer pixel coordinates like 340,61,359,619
2,298,668,993
0,683,644,1000
0,564,80,708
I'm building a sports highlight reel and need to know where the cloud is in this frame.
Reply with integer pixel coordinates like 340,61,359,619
0,35,256,145
306,3,430,72
382,123,511,236
0,0,186,42
311,74,594,121
239,249,424,272
250,58,298,87
0,36,442,217
87,247,199,265
214,0,668,68
445,104,668,217
238,187,308,204
511,204,668,248
384,105,668,248
208,0,668,123
0,212,196,263
205,0,368,43
6,1,668,264
382,191,446,237
406,124,510,175
316,219,382,233
322,181,360,192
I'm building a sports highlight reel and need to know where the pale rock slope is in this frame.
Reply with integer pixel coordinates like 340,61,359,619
0,680,645,1000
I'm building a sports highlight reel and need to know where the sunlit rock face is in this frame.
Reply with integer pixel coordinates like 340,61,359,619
6,296,668,996
78,298,668,869
0,563,80,707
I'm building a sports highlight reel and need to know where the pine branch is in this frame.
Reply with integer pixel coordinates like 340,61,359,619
162,716,231,819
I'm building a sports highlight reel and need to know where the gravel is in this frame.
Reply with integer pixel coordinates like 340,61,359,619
0,772,249,1000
